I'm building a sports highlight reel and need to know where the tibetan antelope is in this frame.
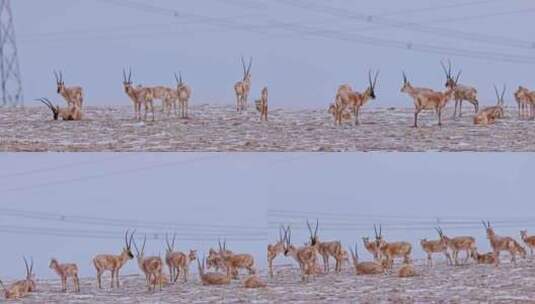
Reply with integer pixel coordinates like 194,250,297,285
514,86,535,119
374,225,412,268
234,56,253,112
255,86,268,121
37,97,83,121
520,230,535,256
362,237,380,261
329,102,352,124
306,219,344,273
93,230,135,289
436,226,475,266
441,61,478,118
474,85,505,125
175,72,192,118
0,257,36,299
348,244,387,275
164,234,197,283
197,256,231,286
133,234,164,291
267,226,287,278
470,247,497,265
398,263,417,278
401,72,454,127
243,275,267,288
54,70,84,109
283,226,318,281
483,221,525,266
49,258,80,292
335,70,379,126
420,228,452,266
122,68,155,121
218,240,256,279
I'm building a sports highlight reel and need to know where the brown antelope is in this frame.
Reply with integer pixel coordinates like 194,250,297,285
514,86,535,119
93,230,135,289
49,258,80,292
362,236,380,261
197,256,231,286
474,85,506,125
175,72,192,118
401,72,453,127
398,263,417,278
441,61,478,118
255,86,268,121
0,257,37,299
436,226,475,266
234,56,253,112
334,70,379,126
420,228,452,266
283,226,318,281
243,275,267,288
37,97,83,121
122,69,155,121
520,230,535,255
218,240,256,279
267,226,287,278
306,219,344,272
329,102,352,124
168,248,197,283
470,247,497,265
348,244,387,275
149,272,169,287
374,225,411,268
483,221,525,266
54,70,84,109
206,245,233,272
133,234,164,291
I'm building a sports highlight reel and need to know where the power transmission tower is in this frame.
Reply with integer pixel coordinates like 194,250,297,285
0,0,22,107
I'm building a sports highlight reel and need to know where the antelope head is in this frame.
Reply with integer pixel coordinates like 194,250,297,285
123,230,135,259
54,70,65,94
306,219,319,247
241,56,253,82
441,60,461,89
165,233,176,255
122,68,133,93
366,70,379,99
283,225,295,256
400,71,411,93
188,250,197,262
36,97,60,120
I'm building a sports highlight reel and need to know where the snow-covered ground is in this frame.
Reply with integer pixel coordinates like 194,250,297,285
1,105,534,152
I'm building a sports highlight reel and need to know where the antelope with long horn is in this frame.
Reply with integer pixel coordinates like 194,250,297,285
197,255,232,286
483,221,525,266
54,70,84,109
0,258,35,299
267,225,288,278
255,86,268,121
348,244,387,275
234,56,253,112
474,85,505,125
520,230,535,256
218,240,256,279
93,230,135,289
514,86,535,119
374,225,412,269
49,258,80,292
283,226,318,281
122,68,155,121
175,72,192,118
420,228,452,266
435,226,475,266
334,70,379,126
306,219,344,273
36,97,83,121
441,60,478,118
133,234,164,291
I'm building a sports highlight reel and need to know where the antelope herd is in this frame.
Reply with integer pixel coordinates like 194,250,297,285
2,220,535,299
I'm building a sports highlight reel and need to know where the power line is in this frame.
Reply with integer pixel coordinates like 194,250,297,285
0,0,23,106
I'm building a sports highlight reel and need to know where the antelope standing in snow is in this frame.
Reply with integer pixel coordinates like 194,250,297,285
348,244,387,275
306,219,344,272
520,230,535,256
470,247,497,265
234,56,253,112
54,70,84,109
334,70,379,125
483,221,525,266
267,226,288,278
514,86,535,119
243,275,267,288
133,234,164,291
255,86,269,121
49,258,80,292
197,256,231,286
175,72,192,118
436,226,475,266
420,229,452,266
0,258,35,299
122,69,155,121
283,226,318,281
441,61,478,118
36,98,83,121
474,85,505,125
218,240,256,279
93,230,135,289
374,225,412,268
165,234,197,283
401,72,453,127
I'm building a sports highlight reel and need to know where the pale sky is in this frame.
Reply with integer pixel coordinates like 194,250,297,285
13,0,535,108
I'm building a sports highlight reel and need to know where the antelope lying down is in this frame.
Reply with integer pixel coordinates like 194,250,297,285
37,98,83,121
483,221,525,266
348,244,387,275
0,257,36,299
197,256,231,286
474,85,505,125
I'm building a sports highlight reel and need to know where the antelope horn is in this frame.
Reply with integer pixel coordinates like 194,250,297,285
379,224,382,237
402,71,408,84
455,70,462,84
501,84,506,102
54,70,59,83
374,224,378,238
172,232,176,249
306,220,313,238
23,256,30,277
246,57,253,76
59,71,63,82
123,69,127,82
373,70,379,88
482,220,487,229
179,71,183,85
440,61,449,78
36,98,52,111
241,56,247,77
141,234,147,255
165,233,171,251
447,59,452,78
174,73,180,84
314,218,319,238
128,68,132,83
